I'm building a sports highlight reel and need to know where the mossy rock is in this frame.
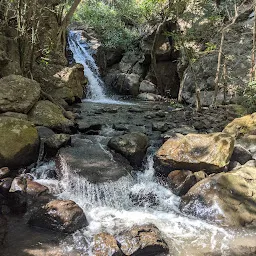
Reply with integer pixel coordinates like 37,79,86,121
180,166,256,227
0,117,39,169
155,132,234,175
28,100,74,132
0,75,41,114
223,112,256,138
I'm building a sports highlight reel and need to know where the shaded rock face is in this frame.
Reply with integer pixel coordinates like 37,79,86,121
58,136,132,183
179,12,253,106
0,75,41,114
108,132,149,167
139,80,157,94
167,170,197,196
155,133,234,175
105,72,141,96
180,166,256,227
0,215,7,244
93,233,123,256
0,34,21,78
51,64,86,102
231,145,252,165
28,100,74,133
0,117,39,169
28,199,87,233
116,224,169,256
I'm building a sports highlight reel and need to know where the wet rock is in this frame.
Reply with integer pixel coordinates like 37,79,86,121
180,166,256,227
167,170,197,196
139,80,157,93
28,199,87,233
0,215,7,244
108,132,149,167
155,133,234,175
9,177,26,193
37,126,55,140
58,137,132,183
116,224,169,256
93,233,123,256
129,190,159,207
0,167,10,179
28,100,74,133
228,237,256,256
0,178,13,195
152,122,168,133
26,180,49,197
77,120,102,133
0,75,41,114
228,161,241,171
113,124,129,132
44,134,71,156
231,145,252,164
7,191,27,213
128,107,143,113
0,117,39,169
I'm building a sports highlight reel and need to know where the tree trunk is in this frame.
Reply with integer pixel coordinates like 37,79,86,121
56,0,82,52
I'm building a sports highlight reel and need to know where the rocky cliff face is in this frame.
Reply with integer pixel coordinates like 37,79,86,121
179,3,254,106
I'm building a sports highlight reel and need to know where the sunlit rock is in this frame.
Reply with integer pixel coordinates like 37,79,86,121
28,199,87,233
180,166,256,227
155,133,234,175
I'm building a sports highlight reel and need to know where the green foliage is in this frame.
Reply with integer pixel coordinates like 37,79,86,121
239,81,256,113
72,0,173,49
73,0,143,49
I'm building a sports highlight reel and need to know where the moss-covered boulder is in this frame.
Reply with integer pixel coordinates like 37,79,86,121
155,133,234,175
0,117,39,169
0,75,41,114
223,112,256,139
28,100,74,132
180,166,256,227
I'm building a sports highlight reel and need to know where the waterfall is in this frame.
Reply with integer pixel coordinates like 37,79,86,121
68,30,107,101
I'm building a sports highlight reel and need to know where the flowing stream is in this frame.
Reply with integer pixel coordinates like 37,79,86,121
27,30,256,255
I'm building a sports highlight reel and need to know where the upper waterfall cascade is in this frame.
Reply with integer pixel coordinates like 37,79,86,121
68,30,127,104
68,30,107,101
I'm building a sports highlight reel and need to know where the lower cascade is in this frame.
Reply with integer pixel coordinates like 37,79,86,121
31,152,247,255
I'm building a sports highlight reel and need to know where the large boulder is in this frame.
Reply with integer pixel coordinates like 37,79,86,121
223,113,256,139
33,64,87,103
108,132,149,167
93,233,123,256
139,80,157,93
104,72,140,96
0,75,41,114
58,136,132,183
28,199,87,233
180,166,256,227
28,100,74,132
155,133,234,175
0,117,39,169
116,224,169,256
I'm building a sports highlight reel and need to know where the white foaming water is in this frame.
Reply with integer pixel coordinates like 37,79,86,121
34,156,235,255
68,31,132,105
